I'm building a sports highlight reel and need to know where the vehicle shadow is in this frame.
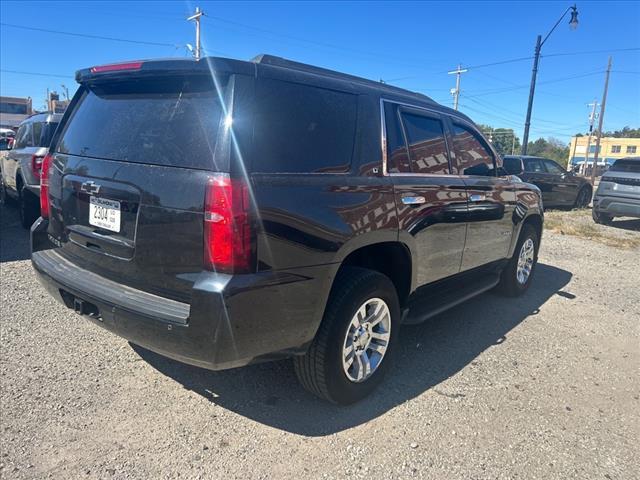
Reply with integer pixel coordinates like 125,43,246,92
0,202,31,263
132,263,572,436
608,218,640,232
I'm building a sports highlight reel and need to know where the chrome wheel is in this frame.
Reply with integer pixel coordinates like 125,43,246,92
342,298,391,383
516,238,535,285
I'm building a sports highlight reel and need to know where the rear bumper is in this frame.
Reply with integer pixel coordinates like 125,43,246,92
593,194,640,218
31,218,335,371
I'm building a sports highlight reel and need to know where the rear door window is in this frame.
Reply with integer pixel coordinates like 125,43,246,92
523,158,545,173
57,76,227,169
400,111,449,175
252,79,357,173
39,122,59,147
450,123,496,176
31,122,43,147
14,123,32,149
543,159,564,174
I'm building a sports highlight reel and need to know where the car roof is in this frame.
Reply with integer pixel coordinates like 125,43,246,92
613,156,640,162
76,54,475,125
19,112,63,125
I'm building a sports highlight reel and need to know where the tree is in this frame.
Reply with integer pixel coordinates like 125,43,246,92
526,137,570,167
477,124,521,157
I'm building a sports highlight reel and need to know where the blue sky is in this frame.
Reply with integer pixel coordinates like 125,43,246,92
1,1,638,143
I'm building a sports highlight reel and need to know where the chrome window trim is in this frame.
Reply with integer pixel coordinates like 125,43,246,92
379,98,456,178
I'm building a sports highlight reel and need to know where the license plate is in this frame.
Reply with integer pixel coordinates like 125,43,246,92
89,196,121,232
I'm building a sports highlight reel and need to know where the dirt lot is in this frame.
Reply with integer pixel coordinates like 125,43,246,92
1,203,639,479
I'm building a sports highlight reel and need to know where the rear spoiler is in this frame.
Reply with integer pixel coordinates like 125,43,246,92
75,57,255,84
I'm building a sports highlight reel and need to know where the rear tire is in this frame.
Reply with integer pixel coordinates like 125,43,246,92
497,224,539,297
293,267,400,405
19,185,39,230
592,209,613,225
574,186,591,209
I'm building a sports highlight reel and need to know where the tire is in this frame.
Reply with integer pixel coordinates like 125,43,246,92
293,266,400,405
19,185,39,230
497,224,539,297
573,186,591,209
592,209,613,225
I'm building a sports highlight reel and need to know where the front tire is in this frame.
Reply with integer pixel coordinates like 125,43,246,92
293,267,400,405
574,186,592,209
497,224,539,297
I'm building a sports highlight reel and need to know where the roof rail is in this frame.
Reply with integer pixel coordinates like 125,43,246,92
251,54,435,103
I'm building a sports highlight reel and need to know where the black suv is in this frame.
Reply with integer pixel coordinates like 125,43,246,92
31,56,543,404
503,155,592,209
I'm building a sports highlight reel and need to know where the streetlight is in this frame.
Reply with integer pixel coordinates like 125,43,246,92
521,4,579,155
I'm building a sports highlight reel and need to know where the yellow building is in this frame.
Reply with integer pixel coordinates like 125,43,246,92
569,136,640,168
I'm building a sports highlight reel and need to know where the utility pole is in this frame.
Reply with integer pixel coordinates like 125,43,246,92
187,7,204,60
590,56,612,185
581,100,598,175
448,64,467,111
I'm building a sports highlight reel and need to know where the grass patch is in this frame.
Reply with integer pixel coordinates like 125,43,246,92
544,209,640,249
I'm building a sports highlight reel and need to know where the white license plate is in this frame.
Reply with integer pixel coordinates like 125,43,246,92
89,196,121,233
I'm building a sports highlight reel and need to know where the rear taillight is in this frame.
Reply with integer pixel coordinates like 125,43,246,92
39,153,54,219
31,155,45,181
204,174,252,274
90,61,143,73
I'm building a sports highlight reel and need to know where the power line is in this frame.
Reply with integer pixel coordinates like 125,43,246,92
1,69,74,79
0,22,179,47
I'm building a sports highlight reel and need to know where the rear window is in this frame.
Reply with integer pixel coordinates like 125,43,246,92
57,76,226,169
40,122,59,147
609,159,640,173
251,79,357,173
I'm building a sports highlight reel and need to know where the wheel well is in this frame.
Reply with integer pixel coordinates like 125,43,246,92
340,242,412,307
523,214,543,242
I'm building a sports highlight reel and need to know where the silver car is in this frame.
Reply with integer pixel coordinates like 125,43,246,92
0,113,62,228
592,157,640,225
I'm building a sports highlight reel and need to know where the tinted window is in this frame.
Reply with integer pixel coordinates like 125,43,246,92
384,103,410,173
40,122,59,147
503,157,523,174
543,159,564,174
523,158,544,173
451,123,495,176
627,146,637,154
0,102,28,114
401,112,449,174
609,160,640,173
31,122,43,147
57,76,226,169
252,79,356,173
13,124,31,149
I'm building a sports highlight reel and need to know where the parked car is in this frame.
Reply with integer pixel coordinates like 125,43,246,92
503,155,592,209
0,127,15,150
592,157,640,225
0,113,62,227
31,56,544,404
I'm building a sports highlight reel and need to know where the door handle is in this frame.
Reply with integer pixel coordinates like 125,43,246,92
401,196,426,205
469,194,486,202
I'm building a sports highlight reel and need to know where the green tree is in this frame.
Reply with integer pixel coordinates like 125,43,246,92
477,124,521,157
526,137,570,167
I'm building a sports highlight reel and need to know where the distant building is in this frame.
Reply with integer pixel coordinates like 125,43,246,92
0,96,33,129
569,136,640,167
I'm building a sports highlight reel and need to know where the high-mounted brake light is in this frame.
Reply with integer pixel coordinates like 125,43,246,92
204,174,252,274
90,61,143,73
31,154,45,181
39,153,54,219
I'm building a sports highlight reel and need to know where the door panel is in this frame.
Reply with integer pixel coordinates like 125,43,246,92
542,159,577,205
447,120,515,270
394,177,468,285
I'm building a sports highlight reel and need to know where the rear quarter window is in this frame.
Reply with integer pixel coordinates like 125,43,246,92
251,79,357,173
56,76,227,170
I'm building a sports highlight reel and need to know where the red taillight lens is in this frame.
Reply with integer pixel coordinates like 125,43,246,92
204,174,251,274
31,155,45,181
39,154,54,219
90,61,143,73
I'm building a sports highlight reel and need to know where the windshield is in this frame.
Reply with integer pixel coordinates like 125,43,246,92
57,75,227,170
609,160,640,174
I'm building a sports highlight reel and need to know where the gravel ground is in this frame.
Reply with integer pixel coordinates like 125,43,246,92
1,203,639,480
